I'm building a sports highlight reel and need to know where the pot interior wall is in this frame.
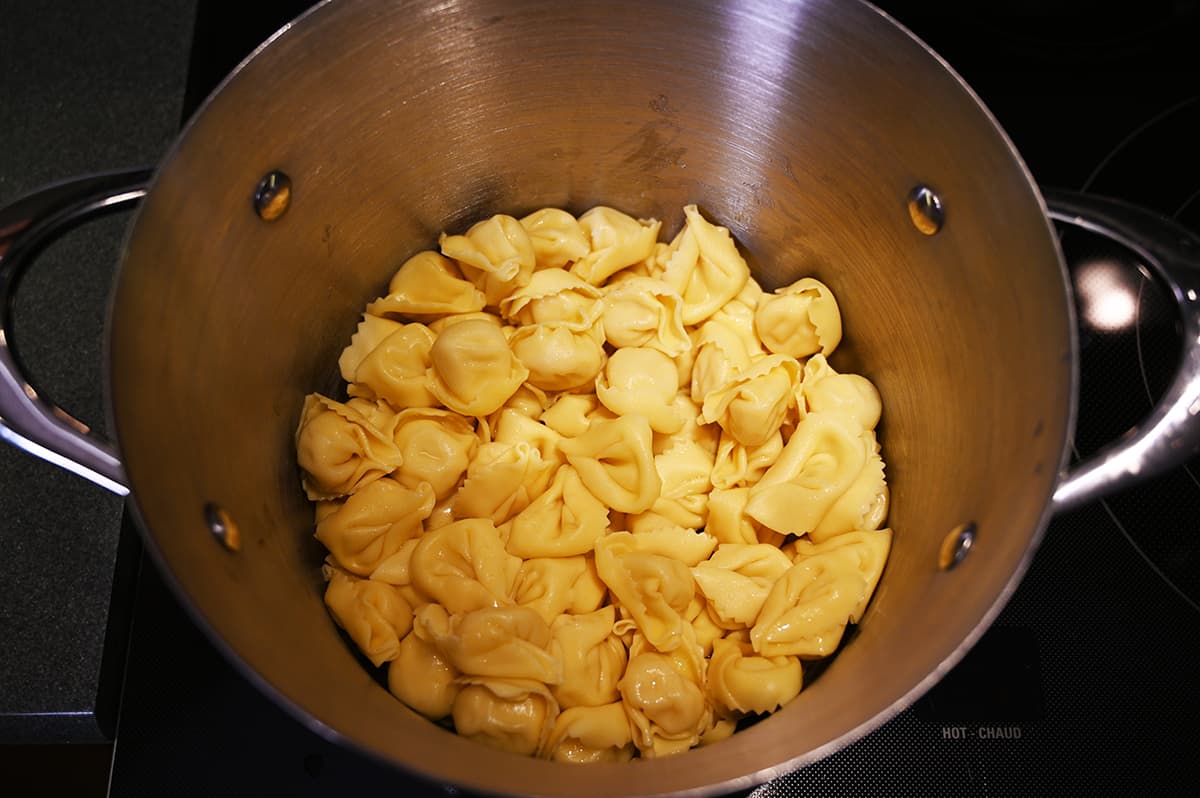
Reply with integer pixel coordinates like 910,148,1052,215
109,0,1073,794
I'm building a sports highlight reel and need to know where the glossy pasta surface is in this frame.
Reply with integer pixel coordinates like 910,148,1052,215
295,204,893,761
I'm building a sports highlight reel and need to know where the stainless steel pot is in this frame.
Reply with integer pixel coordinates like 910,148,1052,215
3,1,1199,795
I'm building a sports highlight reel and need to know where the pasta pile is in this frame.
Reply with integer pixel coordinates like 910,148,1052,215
295,204,892,762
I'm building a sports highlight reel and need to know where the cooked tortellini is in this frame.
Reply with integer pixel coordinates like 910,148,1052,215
512,555,607,623
549,606,628,709
454,439,558,524
601,276,689,356
339,316,440,408
594,347,687,434
620,644,712,757
323,565,413,667
751,548,870,658
571,206,661,286
409,518,521,614
297,203,894,762
499,268,602,328
519,208,591,271
366,251,486,320
660,204,750,325
295,394,405,500
452,677,558,757
315,477,434,576
540,702,635,763
389,409,478,500
559,415,662,514
693,543,794,628
415,603,562,684
439,213,537,306
509,322,606,392
707,637,802,715
504,465,610,558
700,354,800,447
427,318,529,416
754,277,843,358
388,631,460,719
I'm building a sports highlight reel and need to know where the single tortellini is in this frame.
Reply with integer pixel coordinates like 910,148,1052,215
427,318,529,417
620,650,710,758
513,556,608,624
641,437,714,530
339,316,440,408
415,603,562,684
388,631,460,720
455,439,558,524
711,429,784,490
559,415,662,514
754,277,843,358
539,703,636,763
707,637,803,716
809,431,888,542
660,204,750,325
594,532,695,653
689,319,754,405
315,477,434,576
509,323,607,392
409,518,521,614
692,543,794,628
787,528,892,623
549,606,628,709
505,465,610,558
745,411,869,536
700,354,801,448
366,250,486,320
595,347,688,435
499,267,603,328
389,408,478,500
439,214,537,306
571,206,661,286
295,394,405,500
601,276,690,357
750,552,866,658
519,208,590,270
323,566,413,666
800,354,882,431
453,677,559,757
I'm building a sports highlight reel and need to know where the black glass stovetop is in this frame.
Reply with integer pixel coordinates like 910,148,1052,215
108,2,1200,796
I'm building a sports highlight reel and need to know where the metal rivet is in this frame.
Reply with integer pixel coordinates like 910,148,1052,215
938,522,975,570
908,185,944,235
253,170,292,221
205,502,241,552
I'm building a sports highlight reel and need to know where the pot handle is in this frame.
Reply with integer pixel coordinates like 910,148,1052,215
0,169,152,496
1044,189,1200,514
